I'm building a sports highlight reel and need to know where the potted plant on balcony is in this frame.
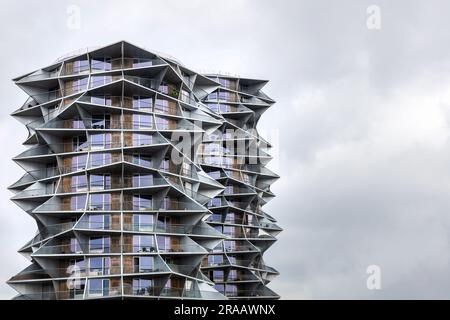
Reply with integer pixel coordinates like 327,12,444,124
169,88,179,98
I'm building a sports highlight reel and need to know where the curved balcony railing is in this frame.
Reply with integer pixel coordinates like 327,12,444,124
57,176,168,194
223,245,259,253
34,198,201,213
11,262,171,279
222,186,255,195
10,155,164,187
32,242,207,256
14,137,168,159
30,222,75,245
224,289,278,298
89,57,164,73
77,95,153,110
122,284,209,299
240,96,270,106
123,222,222,237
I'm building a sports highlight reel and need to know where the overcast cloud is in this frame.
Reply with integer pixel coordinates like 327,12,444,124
1,0,450,299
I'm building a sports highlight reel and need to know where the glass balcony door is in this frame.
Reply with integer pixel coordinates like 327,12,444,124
132,214,154,232
89,257,110,276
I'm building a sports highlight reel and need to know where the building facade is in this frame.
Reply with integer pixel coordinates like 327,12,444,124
8,41,281,300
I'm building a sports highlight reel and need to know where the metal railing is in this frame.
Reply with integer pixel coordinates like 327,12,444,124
15,137,167,159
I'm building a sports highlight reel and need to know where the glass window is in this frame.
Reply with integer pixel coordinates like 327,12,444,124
72,136,88,152
133,114,152,129
132,153,151,167
133,58,152,68
224,240,236,252
213,270,224,281
223,226,234,236
207,171,221,179
89,257,110,275
181,89,190,103
211,255,223,265
155,116,170,129
133,279,153,295
133,96,152,111
133,133,152,146
225,212,236,223
72,116,85,129
71,195,87,210
156,235,171,251
73,60,89,73
132,214,154,231
89,236,110,253
69,77,88,92
89,193,111,210
89,279,109,296
91,58,111,71
207,104,220,112
132,194,152,210
158,84,169,94
225,284,237,296
210,213,222,222
90,133,111,149
228,269,237,280
89,153,112,167
71,154,87,171
90,174,110,190
90,75,112,88
160,158,169,170
92,114,110,129
207,197,222,207
133,174,152,187
155,98,169,112
134,256,154,272
72,175,87,192
91,95,112,106
89,214,110,229
220,104,232,112
133,235,154,252
70,238,82,253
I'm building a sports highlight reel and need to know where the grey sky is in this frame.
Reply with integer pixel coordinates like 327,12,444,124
1,0,450,299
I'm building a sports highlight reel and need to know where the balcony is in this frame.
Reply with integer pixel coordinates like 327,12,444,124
224,243,258,253
85,286,122,299
90,57,163,73
124,284,156,297
225,287,279,299
223,186,254,196
206,198,226,208
33,244,84,255
158,243,206,254
123,258,168,274
15,137,166,161
226,273,259,282
130,245,157,253
11,186,55,199
122,200,155,211
58,176,167,194
41,116,160,132
29,222,75,245
78,95,153,111
74,219,121,231
240,96,269,106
